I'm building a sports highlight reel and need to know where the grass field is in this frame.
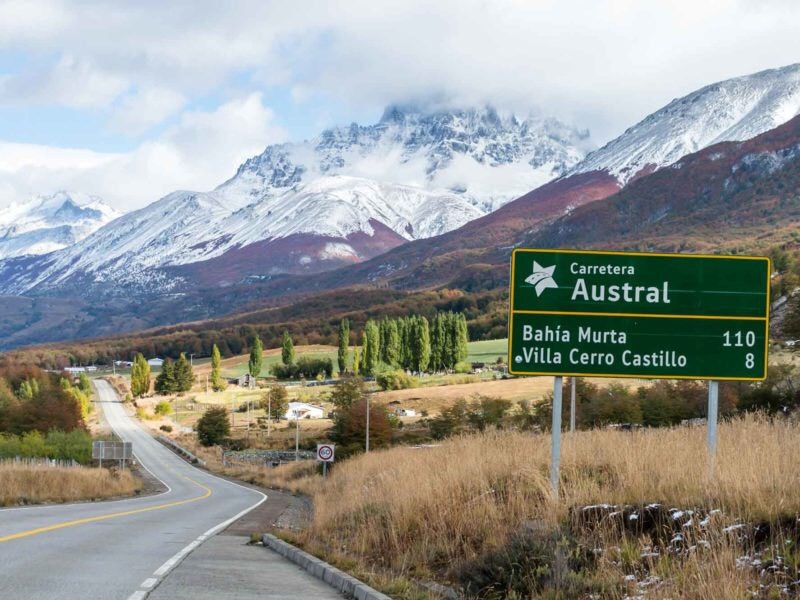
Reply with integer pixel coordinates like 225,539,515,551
278,415,800,598
0,463,142,506
466,338,508,364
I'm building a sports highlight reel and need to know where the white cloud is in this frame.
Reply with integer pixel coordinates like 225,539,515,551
0,93,287,210
0,54,129,108
109,87,187,135
1,0,799,208
1,0,799,141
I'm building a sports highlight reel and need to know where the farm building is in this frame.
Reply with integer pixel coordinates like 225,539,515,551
284,402,325,420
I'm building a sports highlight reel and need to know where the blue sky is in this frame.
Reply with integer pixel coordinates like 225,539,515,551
0,0,798,211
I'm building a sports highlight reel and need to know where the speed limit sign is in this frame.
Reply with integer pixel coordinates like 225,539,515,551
316,444,335,463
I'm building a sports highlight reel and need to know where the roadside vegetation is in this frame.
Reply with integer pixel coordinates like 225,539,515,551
0,462,141,506
290,416,800,599
0,365,143,506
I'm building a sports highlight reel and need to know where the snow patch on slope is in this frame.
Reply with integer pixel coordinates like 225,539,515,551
572,63,800,183
0,191,120,259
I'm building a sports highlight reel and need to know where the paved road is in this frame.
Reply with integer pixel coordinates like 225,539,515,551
0,380,267,600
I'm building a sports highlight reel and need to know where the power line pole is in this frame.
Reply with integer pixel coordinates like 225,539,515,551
365,394,370,453
295,410,300,461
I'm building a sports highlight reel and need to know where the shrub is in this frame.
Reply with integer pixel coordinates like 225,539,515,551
0,430,92,464
154,400,172,416
272,357,333,380
196,406,230,446
330,401,392,455
159,424,173,433
376,370,417,391
454,361,472,374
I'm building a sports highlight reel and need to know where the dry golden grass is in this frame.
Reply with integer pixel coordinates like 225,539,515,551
302,415,799,584
0,463,142,506
372,375,649,415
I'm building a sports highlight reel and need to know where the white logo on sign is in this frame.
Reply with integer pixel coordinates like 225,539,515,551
524,261,558,297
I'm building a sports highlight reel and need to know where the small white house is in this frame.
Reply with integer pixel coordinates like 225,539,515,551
284,402,325,420
147,358,164,367
395,408,417,417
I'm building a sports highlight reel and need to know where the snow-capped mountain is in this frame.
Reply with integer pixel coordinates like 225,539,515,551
3,176,484,293
573,63,800,183
0,191,120,259
0,106,590,294
217,105,593,213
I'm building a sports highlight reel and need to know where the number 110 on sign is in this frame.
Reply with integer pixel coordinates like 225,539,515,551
722,329,758,370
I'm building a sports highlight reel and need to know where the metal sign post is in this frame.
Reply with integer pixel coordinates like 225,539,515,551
707,380,719,476
551,377,563,498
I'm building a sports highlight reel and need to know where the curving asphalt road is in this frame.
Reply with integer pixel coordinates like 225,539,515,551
0,380,267,600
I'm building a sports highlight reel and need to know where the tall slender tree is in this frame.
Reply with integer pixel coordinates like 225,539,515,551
353,347,361,375
456,313,470,365
385,319,401,367
363,320,380,376
280,331,294,366
249,335,264,377
131,353,151,397
430,313,445,372
174,352,194,392
337,319,350,375
211,344,226,391
155,358,176,394
412,316,431,373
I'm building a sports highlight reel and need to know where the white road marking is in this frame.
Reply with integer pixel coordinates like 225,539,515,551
93,380,269,600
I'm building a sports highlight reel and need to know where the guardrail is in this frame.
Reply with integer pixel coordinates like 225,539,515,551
156,435,207,467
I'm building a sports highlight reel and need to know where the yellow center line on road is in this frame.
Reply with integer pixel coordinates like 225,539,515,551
0,477,213,544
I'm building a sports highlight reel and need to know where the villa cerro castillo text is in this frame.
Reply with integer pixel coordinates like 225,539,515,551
508,249,770,380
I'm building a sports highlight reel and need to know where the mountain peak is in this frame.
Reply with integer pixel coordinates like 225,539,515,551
572,62,800,183
0,191,121,259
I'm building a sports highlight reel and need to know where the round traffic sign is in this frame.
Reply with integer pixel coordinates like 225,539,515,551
317,444,334,461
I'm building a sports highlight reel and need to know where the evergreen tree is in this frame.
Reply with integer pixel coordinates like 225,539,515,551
385,319,401,367
337,319,350,375
399,317,413,370
378,318,388,363
196,406,230,446
174,353,194,392
430,313,445,372
363,320,380,376
131,353,151,397
155,358,176,394
211,344,226,391
280,331,294,366
444,312,458,369
411,316,431,373
250,335,264,376
353,347,361,375
456,313,469,365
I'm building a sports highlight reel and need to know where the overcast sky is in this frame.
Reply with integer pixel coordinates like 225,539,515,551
0,0,798,210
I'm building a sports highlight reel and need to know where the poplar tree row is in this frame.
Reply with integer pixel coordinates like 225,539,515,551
342,312,469,375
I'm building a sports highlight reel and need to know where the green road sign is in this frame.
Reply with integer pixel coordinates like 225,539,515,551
508,249,770,380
